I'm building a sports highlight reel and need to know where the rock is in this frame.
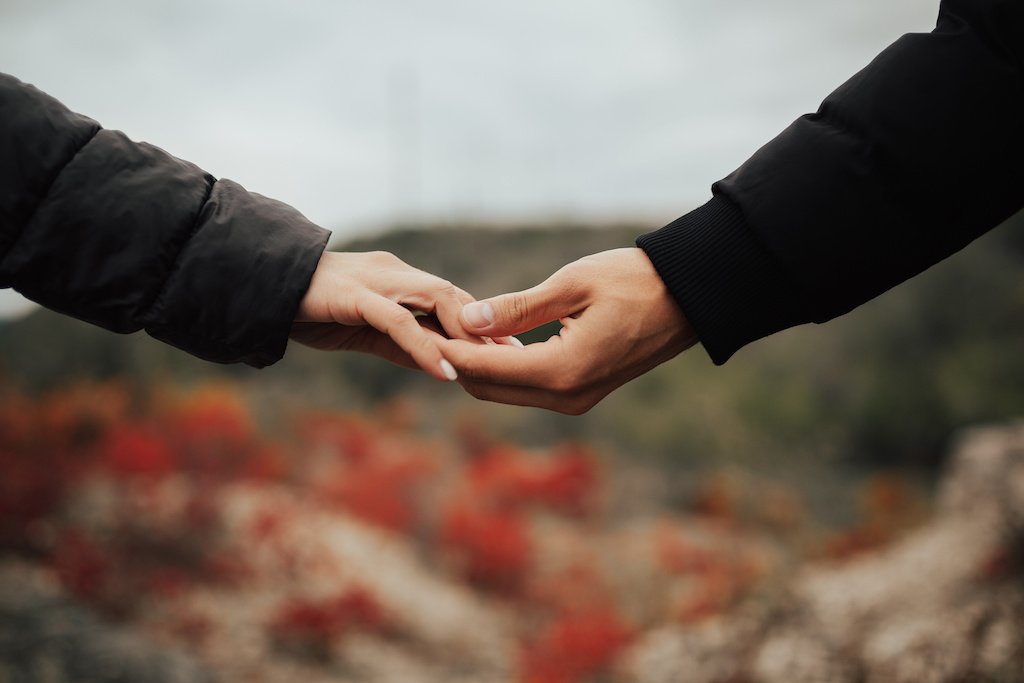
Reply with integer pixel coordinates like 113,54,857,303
627,420,1024,683
0,559,213,683
751,626,857,683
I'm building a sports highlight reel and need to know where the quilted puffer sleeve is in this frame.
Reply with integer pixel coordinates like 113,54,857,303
638,0,1024,365
0,73,330,368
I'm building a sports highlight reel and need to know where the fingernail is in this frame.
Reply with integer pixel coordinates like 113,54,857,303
463,301,494,329
511,336,525,348
440,359,458,381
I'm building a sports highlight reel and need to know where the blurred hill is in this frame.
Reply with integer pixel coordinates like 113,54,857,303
2,213,1024,473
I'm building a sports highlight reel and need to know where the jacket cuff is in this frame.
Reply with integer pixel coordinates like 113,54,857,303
144,180,331,369
636,195,811,365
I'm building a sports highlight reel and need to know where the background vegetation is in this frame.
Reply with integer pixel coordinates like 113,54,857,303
4,210,1022,479
2,212,1023,681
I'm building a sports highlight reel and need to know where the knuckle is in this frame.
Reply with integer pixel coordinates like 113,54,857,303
437,280,459,300
505,292,532,328
370,250,402,267
382,305,414,332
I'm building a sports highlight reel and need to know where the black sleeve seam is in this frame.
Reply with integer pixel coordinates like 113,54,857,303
0,124,101,266
135,173,216,325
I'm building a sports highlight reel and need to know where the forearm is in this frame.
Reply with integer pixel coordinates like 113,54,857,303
0,73,330,367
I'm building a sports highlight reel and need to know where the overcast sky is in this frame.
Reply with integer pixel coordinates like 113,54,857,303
1,0,937,319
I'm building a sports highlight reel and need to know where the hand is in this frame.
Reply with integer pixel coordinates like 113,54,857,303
441,248,699,413
289,251,478,382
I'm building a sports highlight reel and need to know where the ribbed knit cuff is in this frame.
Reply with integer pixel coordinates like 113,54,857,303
636,195,810,365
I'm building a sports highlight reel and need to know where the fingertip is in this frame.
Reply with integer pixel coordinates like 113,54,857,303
462,301,495,330
492,335,525,348
440,358,458,382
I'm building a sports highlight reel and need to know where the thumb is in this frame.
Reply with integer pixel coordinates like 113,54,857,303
461,277,582,337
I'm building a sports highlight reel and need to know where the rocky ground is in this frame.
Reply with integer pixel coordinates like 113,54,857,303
624,421,1024,683
2,398,1023,682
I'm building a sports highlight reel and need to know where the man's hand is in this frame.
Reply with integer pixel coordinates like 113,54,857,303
442,248,699,413
289,251,478,382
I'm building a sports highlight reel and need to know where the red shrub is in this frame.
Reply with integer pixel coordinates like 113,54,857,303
104,424,175,478
242,444,290,483
50,529,113,602
520,608,633,683
465,444,599,518
203,551,253,585
146,567,190,599
268,587,390,654
295,414,378,465
440,497,531,592
173,390,252,449
656,529,721,576
0,457,65,551
523,445,599,519
822,525,890,562
655,526,765,623
319,455,434,533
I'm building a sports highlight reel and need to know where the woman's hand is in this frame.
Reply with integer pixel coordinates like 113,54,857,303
289,251,478,382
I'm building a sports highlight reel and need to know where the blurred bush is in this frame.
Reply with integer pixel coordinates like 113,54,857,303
2,210,1022,473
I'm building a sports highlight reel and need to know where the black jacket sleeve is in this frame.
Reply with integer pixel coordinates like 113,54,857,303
638,0,1024,365
0,73,330,368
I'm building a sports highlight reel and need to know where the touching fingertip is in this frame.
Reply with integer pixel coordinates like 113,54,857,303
440,359,458,382
463,301,495,329
510,336,525,348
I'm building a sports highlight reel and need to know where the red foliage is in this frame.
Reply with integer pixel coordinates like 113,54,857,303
318,454,435,532
466,445,537,509
268,587,390,648
656,530,722,576
203,551,253,585
823,525,890,562
242,444,290,483
170,398,257,482
173,390,252,449
465,444,599,518
50,529,112,601
822,475,927,563
655,526,765,623
977,540,1023,582
0,457,65,551
146,567,191,599
520,608,633,683
104,424,176,478
441,496,532,591
690,474,739,521
295,414,378,465
170,612,215,646
524,444,599,518
249,506,291,544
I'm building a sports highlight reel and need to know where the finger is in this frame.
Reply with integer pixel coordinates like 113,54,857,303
460,274,587,338
343,328,424,371
443,338,604,413
417,314,491,346
390,274,482,343
434,285,523,346
429,283,485,342
360,295,458,382
290,321,425,371
442,336,578,389
456,377,601,415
